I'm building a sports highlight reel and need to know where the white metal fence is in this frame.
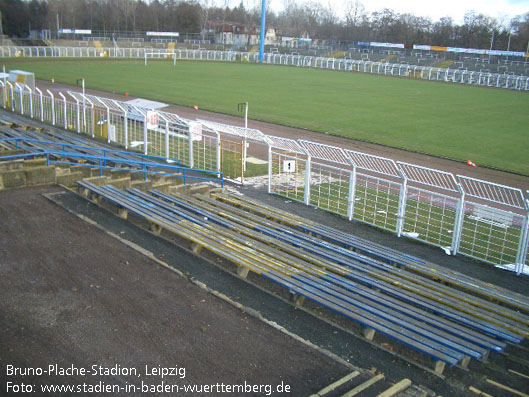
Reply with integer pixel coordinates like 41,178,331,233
1,46,529,91
1,78,528,275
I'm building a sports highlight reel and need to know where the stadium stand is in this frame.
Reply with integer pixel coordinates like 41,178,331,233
75,181,529,375
0,117,222,189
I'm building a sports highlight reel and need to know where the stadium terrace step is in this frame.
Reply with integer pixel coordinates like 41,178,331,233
76,181,528,375
211,193,529,315
149,190,517,349
184,193,527,341
0,120,220,188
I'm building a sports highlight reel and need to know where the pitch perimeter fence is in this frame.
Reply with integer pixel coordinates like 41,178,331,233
1,79,528,276
1,46,529,91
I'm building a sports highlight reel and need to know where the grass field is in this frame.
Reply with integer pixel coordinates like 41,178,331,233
2,58,528,174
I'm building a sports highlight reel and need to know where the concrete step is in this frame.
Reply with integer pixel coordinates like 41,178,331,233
152,182,172,193
131,180,154,192
0,159,25,172
57,171,84,187
0,149,27,157
82,176,110,187
25,166,56,186
24,158,48,168
70,165,100,178
108,177,131,190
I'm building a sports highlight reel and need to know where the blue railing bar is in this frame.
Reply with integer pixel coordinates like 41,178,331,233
0,152,47,161
48,151,211,174
50,159,222,186
41,150,221,176
1,149,223,187
0,137,181,166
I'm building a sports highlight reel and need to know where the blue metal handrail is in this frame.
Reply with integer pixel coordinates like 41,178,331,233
0,137,181,166
0,150,224,187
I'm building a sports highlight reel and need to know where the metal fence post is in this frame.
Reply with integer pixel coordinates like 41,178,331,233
516,217,529,275
26,86,33,118
143,114,148,155
304,155,312,206
35,87,44,121
58,92,67,129
15,83,23,114
396,171,408,237
74,97,80,132
452,184,466,256
47,89,55,125
165,120,169,159
122,110,128,148
515,197,529,275
267,144,272,194
188,127,194,169
214,131,221,174
347,162,357,221
106,107,111,143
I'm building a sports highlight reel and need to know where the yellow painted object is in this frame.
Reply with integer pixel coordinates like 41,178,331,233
330,51,346,58
249,45,259,54
435,59,454,68
407,70,422,79
95,118,108,140
167,42,176,58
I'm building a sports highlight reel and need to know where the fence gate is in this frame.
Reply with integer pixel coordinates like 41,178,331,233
344,150,403,232
403,187,459,248
193,129,219,173
309,162,351,217
456,175,528,268
353,173,401,232
270,151,307,202
397,162,461,251
459,203,525,265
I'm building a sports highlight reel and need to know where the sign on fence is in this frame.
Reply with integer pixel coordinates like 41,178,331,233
283,160,296,173
189,121,203,142
146,111,159,130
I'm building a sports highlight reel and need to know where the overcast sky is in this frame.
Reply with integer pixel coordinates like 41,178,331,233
230,0,529,24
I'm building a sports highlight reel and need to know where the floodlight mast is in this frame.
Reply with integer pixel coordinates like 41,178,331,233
259,0,266,62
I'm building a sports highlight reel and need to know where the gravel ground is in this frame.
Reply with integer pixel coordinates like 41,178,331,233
0,186,355,396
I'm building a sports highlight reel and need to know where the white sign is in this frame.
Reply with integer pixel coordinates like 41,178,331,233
188,121,203,142
146,111,159,130
370,42,404,49
108,124,116,142
146,31,179,37
283,160,296,173
58,29,91,34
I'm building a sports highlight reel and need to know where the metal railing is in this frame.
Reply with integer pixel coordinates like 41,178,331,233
0,79,527,275
1,45,528,91
0,140,223,186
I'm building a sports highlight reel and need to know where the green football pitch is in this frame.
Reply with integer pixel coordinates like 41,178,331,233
2,57,528,174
